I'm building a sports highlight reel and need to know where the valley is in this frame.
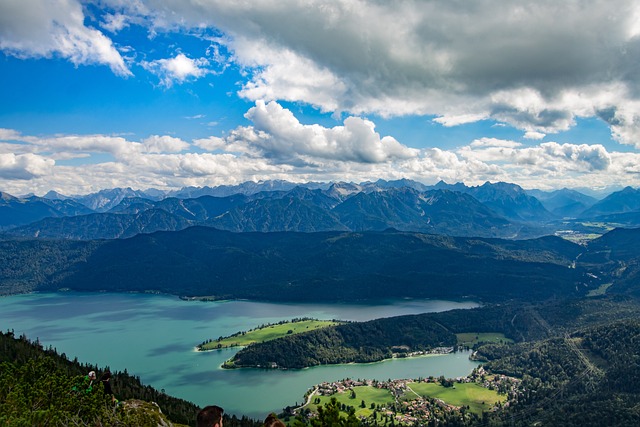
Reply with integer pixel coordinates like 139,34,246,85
1,180,640,426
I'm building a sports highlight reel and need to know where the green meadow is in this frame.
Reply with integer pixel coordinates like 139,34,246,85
456,332,513,346
308,386,395,419
199,319,341,350
405,382,506,414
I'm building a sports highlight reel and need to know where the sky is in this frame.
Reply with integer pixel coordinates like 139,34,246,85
1,0,640,196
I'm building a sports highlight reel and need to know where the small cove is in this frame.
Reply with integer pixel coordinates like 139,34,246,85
0,292,480,419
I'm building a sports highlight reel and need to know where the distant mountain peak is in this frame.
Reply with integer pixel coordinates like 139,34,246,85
0,191,17,202
43,190,70,200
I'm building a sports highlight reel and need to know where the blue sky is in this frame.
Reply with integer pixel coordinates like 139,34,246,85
1,0,639,196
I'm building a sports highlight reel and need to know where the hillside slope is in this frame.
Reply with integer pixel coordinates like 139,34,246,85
0,228,589,302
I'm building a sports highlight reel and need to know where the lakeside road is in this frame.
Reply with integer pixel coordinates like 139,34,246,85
296,387,320,412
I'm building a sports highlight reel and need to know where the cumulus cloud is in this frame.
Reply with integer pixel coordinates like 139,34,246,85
470,138,523,149
101,13,129,33
141,53,210,87
459,139,612,174
524,131,546,140
0,128,22,141
0,0,131,76
193,136,226,152
0,153,54,180
98,0,640,145
141,135,189,153
220,100,418,164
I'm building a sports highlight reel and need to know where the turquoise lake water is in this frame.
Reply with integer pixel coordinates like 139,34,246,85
0,292,480,419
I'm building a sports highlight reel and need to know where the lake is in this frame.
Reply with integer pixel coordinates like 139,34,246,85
0,292,480,419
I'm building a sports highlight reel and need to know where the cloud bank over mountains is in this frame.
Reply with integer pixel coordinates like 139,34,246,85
1,100,638,195
1,0,640,194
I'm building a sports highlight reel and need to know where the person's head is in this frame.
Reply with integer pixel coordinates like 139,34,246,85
88,371,96,380
263,413,286,427
197,405,224,427
100,371,111,381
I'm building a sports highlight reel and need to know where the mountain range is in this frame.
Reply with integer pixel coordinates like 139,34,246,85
2,180,639,240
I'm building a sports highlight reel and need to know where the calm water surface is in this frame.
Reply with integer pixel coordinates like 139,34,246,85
0,292,480,419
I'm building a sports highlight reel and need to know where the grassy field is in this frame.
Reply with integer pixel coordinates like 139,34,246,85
456,332,513,346
200,319,341,350
405,382,506,414
308,386,394,419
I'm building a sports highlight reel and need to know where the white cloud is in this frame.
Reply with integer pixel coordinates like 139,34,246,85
142,53,210,87
101,13,129,33
540,142,611,171
223,100,418,164
434,114,489,127
524,131,546,140
0,128,22,140
0,0,131,76
459,139,612,174
193,136,226,152
141,135,189,153
0,153,54,180
236,43,346,113
470,138,523,149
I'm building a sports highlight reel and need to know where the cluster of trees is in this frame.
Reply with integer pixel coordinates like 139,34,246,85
232,314,457,368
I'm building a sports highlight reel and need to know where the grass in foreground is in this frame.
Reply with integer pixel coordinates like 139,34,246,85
456,332,513,347
199,319,342,350
405,381,506,414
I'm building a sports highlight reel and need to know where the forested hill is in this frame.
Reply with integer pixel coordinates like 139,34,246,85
0,330,261,427
476,318,640,426
0,227,592,302
230,314,458,369
229,296,640,369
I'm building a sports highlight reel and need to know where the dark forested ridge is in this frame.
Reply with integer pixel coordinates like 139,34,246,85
0,227,595,302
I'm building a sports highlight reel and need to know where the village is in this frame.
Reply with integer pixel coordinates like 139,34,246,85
293,367,521,426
